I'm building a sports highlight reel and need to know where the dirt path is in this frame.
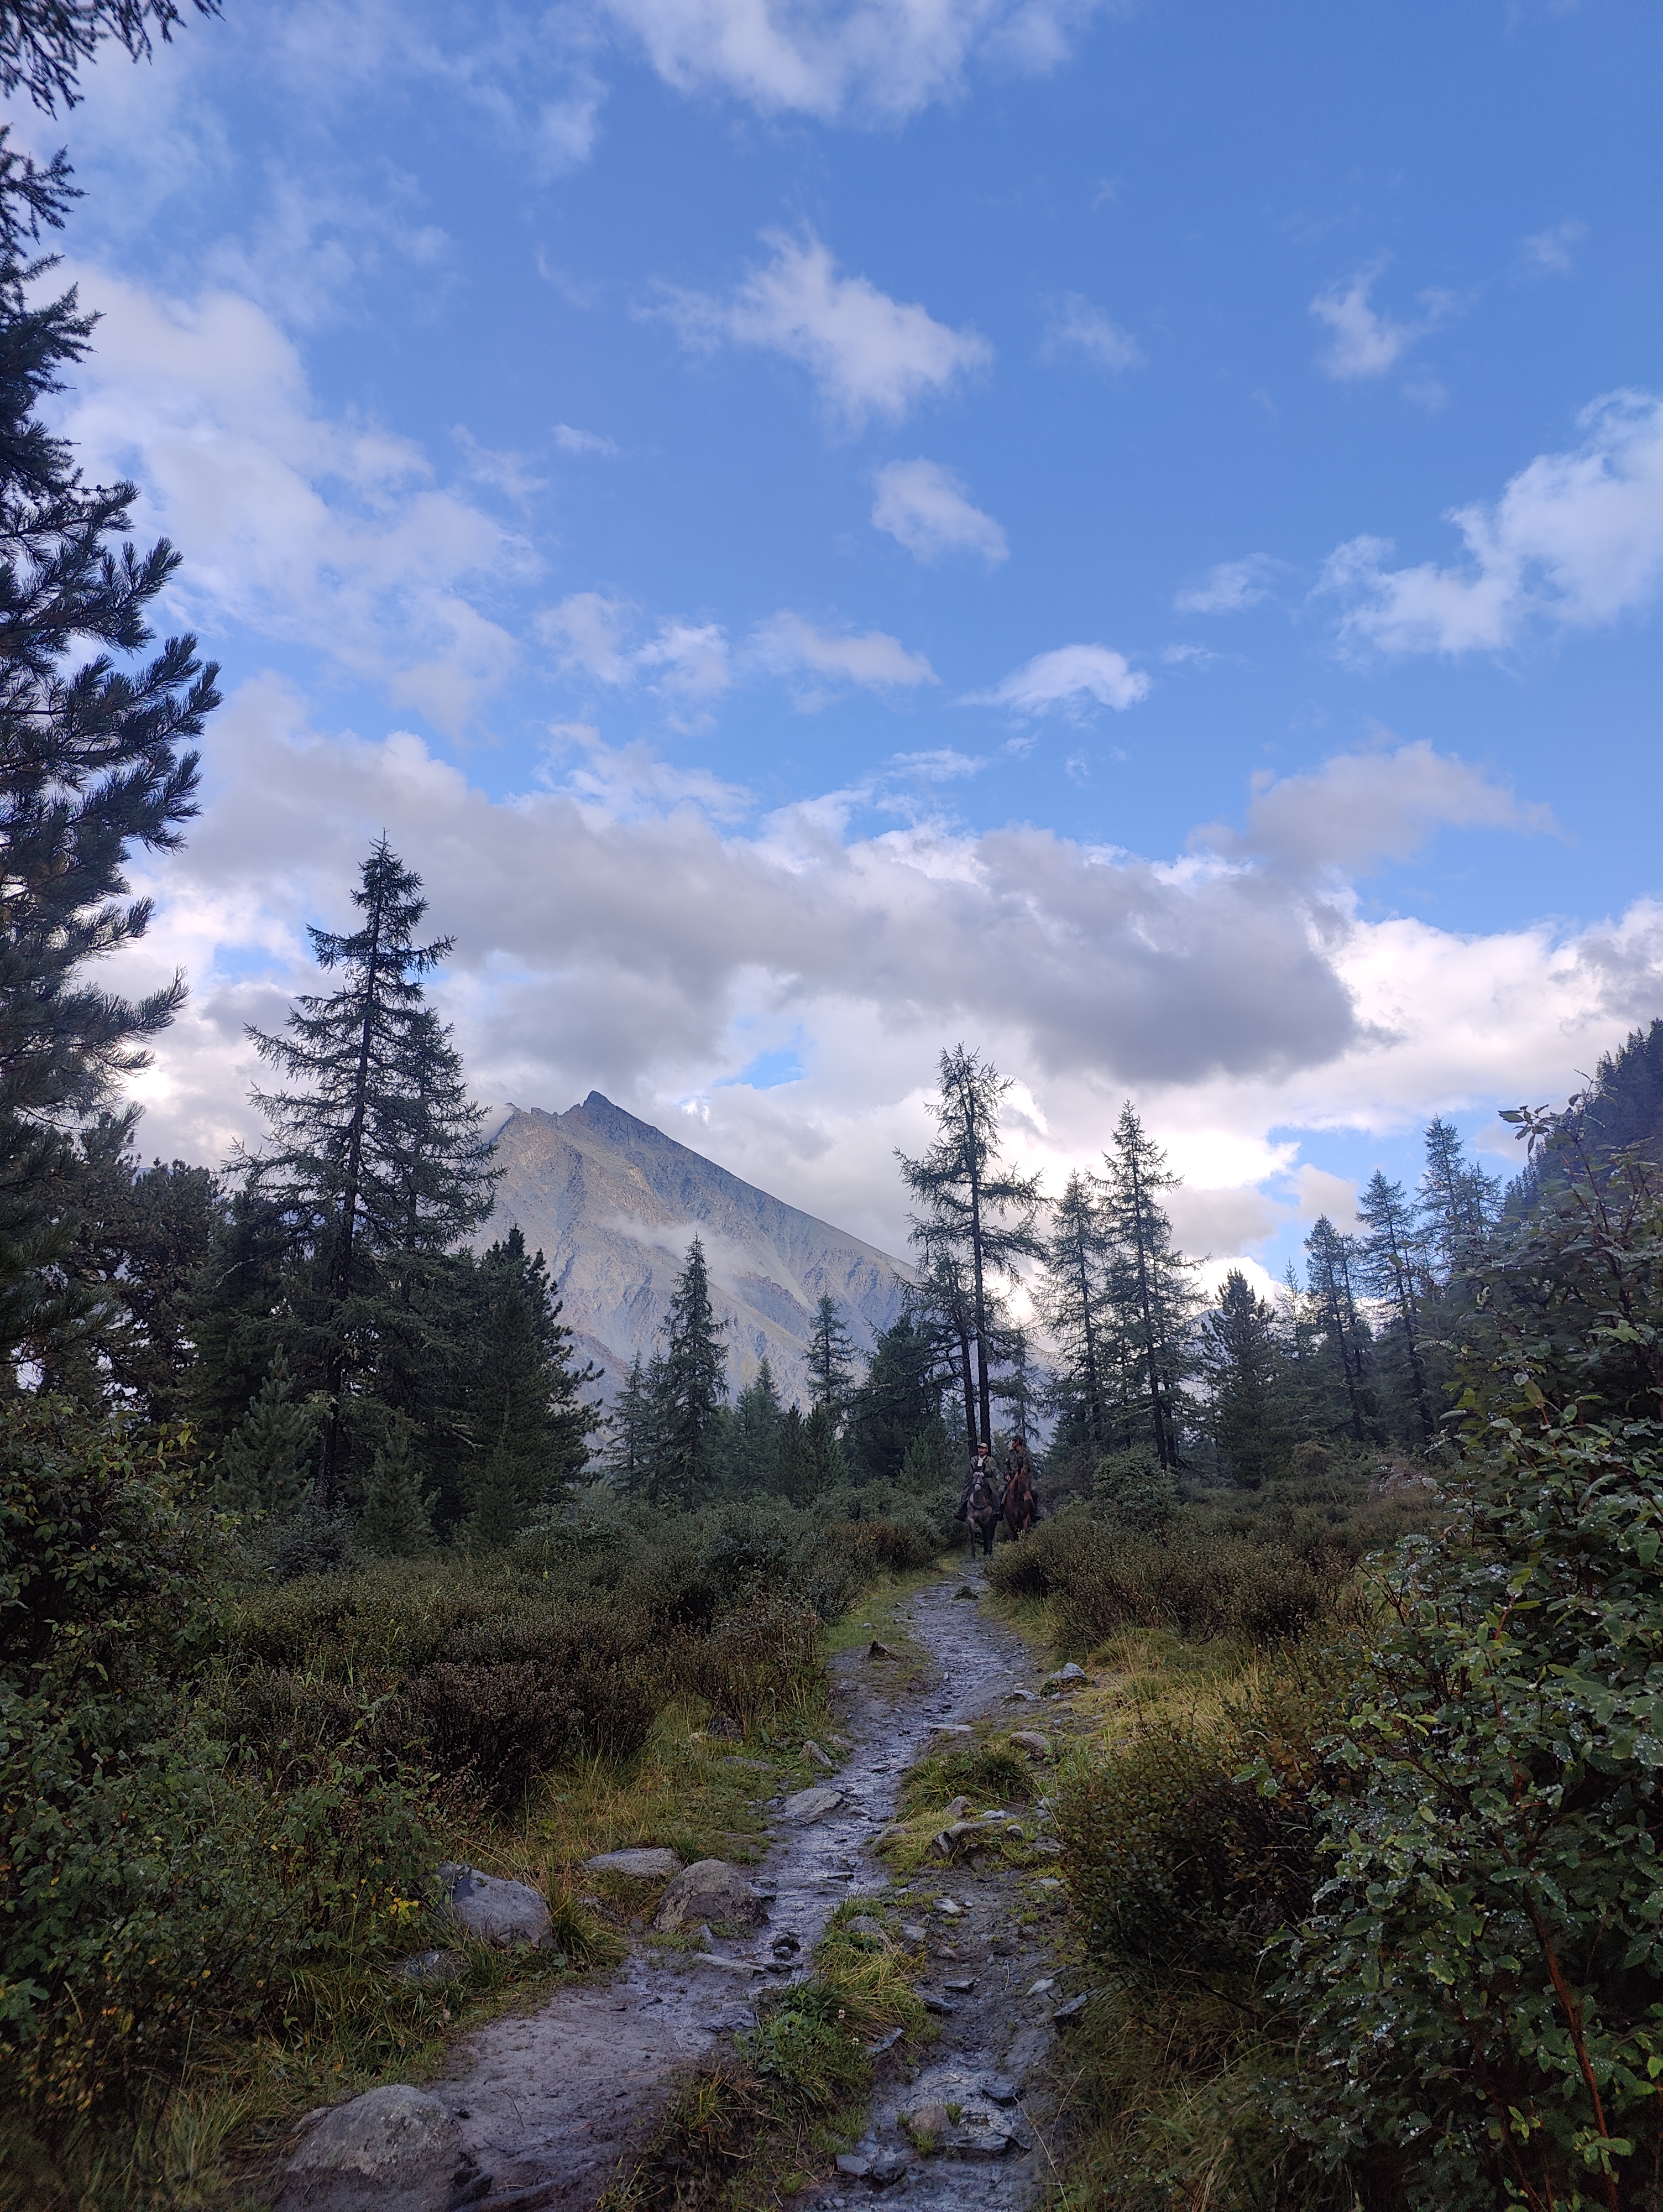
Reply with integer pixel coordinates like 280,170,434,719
437,1567,1065,2209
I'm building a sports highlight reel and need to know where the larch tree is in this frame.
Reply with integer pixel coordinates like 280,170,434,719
240,839,496,1507
0,138,219,1378
898,1045,1044,1453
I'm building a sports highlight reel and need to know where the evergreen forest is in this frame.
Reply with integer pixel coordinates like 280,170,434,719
5,17,1663,2211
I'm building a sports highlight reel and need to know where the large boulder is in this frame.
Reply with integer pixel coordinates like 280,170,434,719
781,1785,844,1821
652,1858,767,1933
436,1863,553,1949
276,2084,479,2212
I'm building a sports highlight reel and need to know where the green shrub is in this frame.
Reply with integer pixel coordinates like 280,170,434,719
1271,1395,1663,2209
672,1600,822,1726
1092,1447,1179,1532
900,1739,1036,1814
740,1981,872,2115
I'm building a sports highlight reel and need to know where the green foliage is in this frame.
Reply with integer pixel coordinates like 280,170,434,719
900,1738,1034,1813
212,1344,316,1520
357,1421,435,1557
1092,1444,1178,1531
1272,1391,1663,2208
740,1981,873,2115
843,1312,943,1484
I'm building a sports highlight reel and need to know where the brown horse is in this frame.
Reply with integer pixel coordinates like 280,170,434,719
965,1469,1002,1558
1001,1467,1037,1542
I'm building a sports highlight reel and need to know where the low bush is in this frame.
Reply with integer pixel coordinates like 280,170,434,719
900,1739,1036,1814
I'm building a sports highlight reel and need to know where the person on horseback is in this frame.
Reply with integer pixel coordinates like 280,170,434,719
959,1440,1002,1557
1002,1434,1038,1541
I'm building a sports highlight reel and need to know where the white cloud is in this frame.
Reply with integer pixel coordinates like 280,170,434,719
112,695,1663,1270
871,458,1008,564
637,619,734,706
966,642,1149,717
1174,554,1279,615
1320,390,1663,655
1038,292,1143,372
553,422,620,455
751,612,938,693
597,0,1116,125
658,230,992,431
50,262,531,735
1200,740,1555,875
1521,218,1587,278
1309,258,1453,382
538,591,636,684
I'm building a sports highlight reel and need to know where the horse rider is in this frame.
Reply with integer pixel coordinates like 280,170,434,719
1003,1433,1038,1535
958,1438,999,1522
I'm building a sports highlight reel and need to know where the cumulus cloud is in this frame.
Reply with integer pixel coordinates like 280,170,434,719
538,591,636,684
751,612,938,693
1521,218,1587,278
1038,292,1144,372
597,0,1116,125
966,642,1149,716
871,458,1008,564
1310,258,1453,382
113,692,1663,1265
51,263,532,734
658,230,992,431
1201,741,1556,877
1174,554,1280,615
1320,390,1663,655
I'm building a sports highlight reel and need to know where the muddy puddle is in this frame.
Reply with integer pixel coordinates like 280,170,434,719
438,1570,1066,2210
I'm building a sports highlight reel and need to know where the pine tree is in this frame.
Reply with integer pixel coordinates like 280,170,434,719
898,1045,1044,1452
1038,1171,1111,1448
0,139,219,1380
1100,1103,1197,1471
802,1400,846,1500
806,1292,858,1416
652,1235,727,1511
240,839,496,1507
1199,1269,1290,1489
990,1322,1042,1447
358,1422,434,1557
213,1348,315,1520
1356,1169,1434,1442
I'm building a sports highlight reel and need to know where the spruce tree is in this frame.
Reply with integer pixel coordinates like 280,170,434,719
652,1235,727,1510
1,0,219,115
0,139,219,1379
1101,1103,1197,1471
1303,1214,1374,1443
1037,1170,1111,1448
843,1311,944,1484
898,1045,1044,1452
1419,1115,1501,1284
806,1292,857,1415
240,839,496,1507
358,1422,434,1557
730,1356,783,1493
1199,1269,1290,1489
213,1348,315,1521
606,1350,658,1494
1356,1169,1434,1442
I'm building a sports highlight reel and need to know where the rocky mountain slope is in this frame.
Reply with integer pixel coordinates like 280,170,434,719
482,1093,909,1405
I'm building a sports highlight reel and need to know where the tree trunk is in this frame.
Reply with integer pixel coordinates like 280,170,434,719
1127,1145,1173,1470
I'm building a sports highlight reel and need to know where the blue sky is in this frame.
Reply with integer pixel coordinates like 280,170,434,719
21,0,1662,1282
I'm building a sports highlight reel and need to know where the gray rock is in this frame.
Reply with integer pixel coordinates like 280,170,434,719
845,1914,889,1944
872,1821,908,1850
930,1819,989,1860
801,1739,834,1769
1043,1662,1087,1694
867,1640,900,1660
836,2154,872,2177
905,2100,953,2142
652,1859,767,1933
1007,1730,1052,1760
953,1584,977,1599
945,2129,1017,2159
705,1712,741,1739
583,1847,683,1880
1005,1688,1040,1702
395,1948,465,1986
979,2073,1019,2105
277,2085,476,2212
921,1992,957,2016
928,1721,973,1736
1053,1991,1091,2023
781,1785,844,1821
899,1923,928,1943
944,1976,975,1992
436,1864,552,1949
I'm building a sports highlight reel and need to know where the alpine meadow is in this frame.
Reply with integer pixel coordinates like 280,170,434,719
2,2,1662,2211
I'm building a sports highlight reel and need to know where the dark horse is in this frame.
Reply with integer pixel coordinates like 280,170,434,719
965,1469,1002,1558
1002,1465,1037,1542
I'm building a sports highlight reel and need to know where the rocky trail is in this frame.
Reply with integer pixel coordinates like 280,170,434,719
276,1569,1074,2212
